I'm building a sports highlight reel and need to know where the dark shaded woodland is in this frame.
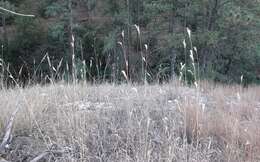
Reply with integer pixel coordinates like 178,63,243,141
1,0,260,84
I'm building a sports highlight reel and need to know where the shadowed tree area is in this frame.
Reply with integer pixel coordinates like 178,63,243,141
1,0,260,85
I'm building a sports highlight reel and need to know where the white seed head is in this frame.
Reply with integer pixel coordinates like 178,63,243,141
188,70,193,75
71,34,75,42
117,41,123,46
194,81,198,88
52,67,56,72
187,27,191,38
194,47,198,53
71,42,74,48
5,144,10,149
121,30,125,38
144,44,148,51
180,62,185,70
90,60,93,68
190,50,194,62
134,24,140,35
121,70,128,80
183,39,186,49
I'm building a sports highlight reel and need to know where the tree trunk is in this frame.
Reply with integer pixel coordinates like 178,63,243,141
1,14,6,61
207,0,219,30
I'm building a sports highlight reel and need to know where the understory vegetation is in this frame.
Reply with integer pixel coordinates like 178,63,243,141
1,0,260,85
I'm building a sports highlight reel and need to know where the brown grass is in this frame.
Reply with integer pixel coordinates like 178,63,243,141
0,82,260,161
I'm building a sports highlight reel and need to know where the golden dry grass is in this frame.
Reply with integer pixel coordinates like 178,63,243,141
0,82,260,161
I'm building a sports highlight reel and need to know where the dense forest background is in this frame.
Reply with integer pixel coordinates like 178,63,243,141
1,0,260,84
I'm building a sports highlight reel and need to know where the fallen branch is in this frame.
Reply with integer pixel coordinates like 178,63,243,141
0,106,21,154
30,152,50,162
30,150,65,162
0,7,35,17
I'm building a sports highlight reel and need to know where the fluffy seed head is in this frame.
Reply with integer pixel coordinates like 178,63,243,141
183,39,186,49
187,27,191,38
134,24,140,35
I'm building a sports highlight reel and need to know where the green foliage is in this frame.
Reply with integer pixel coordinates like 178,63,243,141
44,2,65,17
7,17,45,81
0,1,16,19
103,30,117,54
1,0,260,84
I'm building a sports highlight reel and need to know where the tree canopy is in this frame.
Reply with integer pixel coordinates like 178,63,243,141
1,0,260,84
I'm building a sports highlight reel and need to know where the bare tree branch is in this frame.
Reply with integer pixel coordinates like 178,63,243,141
0,6,35,17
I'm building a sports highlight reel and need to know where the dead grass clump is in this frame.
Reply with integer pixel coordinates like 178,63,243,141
0,82,260,161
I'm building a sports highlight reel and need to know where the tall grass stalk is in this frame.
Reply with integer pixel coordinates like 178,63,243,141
1,44,4,88
82,60,87,83
183,39,187,85
117,39,129,83
32,53,48,83
187,27,203,156
134,24,145,84
144,44,148,85
71,34,76,84
93,38,101,82
80,39,87,83
46,54,54,84
121,30,130,81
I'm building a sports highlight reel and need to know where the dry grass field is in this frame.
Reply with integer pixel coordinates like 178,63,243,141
0,82,260,161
